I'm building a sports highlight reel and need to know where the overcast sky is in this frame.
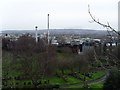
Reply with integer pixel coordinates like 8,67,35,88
0,0,119,31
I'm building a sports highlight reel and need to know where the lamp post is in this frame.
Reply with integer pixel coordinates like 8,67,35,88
35,26,38,43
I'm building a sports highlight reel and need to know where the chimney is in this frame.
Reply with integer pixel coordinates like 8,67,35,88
47,14,50,45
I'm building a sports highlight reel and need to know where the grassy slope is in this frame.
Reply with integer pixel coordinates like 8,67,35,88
68,82,104,89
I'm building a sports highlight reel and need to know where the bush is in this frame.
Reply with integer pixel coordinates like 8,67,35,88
103,68,120,90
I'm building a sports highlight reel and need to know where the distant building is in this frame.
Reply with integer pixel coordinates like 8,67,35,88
51,36,59,45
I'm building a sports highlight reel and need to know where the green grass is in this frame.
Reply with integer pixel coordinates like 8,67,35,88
66,76,82,84
49,77,66,85
78,71,106,82
92,71,106,80
3,79,33,88
68,82,104,89
68,85,83,88
49,76,82,85
89,82,104,90
67,71,106,89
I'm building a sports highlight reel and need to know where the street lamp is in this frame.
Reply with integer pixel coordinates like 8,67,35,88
35,26,38,43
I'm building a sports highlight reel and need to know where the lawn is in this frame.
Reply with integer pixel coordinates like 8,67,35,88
91,71,106,80
89,82,104,88
66,76,82,84
68,85,83,88
68,82,104,89
3,79,33,88
49,77,66,85
48,76,82,85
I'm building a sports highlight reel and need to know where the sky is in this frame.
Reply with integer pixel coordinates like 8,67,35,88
0,0,119,31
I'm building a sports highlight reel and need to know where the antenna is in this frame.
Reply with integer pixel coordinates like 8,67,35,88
35,26,38,43
47,14,50,45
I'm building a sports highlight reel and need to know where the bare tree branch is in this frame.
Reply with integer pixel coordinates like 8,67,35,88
88,5,120,68
88,5,120,36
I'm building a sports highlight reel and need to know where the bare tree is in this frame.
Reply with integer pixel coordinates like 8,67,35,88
2,34,58,88
88,5,120,69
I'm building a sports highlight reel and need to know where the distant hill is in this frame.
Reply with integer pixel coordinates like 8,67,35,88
2,29,108,35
